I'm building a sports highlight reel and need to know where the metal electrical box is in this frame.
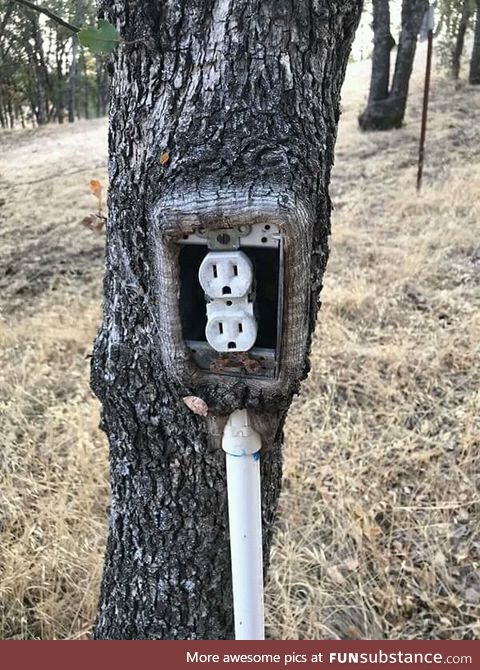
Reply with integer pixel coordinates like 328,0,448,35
178,223,284,379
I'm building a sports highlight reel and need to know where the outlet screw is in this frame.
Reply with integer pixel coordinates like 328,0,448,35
217,233,231,245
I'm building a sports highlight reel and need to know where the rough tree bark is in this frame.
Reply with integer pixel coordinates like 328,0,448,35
452,0,472,80
91,0,362,640
359,0,428,130
469,0,480,83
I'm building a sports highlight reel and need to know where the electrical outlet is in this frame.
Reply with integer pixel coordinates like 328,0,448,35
201,250,256,353
199,251,253,299
178,222,283,379
205,299,257,352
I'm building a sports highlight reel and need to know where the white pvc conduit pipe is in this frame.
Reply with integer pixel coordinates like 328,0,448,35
222,409,264,640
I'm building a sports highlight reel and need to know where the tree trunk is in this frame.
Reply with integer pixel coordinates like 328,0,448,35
452,0,472,80
81,50,90,119
0,98,5,128
365,0,395,105
359,0,428,130
55,42,65,124
470,0,480,84
95,53,109,117
68,38,78,123
68,1,87,123
92,0,361,640
31,13,49,124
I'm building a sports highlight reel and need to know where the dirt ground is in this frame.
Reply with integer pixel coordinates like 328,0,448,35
1,55,479,639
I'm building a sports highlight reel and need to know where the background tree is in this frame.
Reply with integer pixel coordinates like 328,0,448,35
362,1,396,112
436,0,475,79
359,0,428,130
452,0,474,79
469,0,480,82
91,0,362,640
0,0,108,127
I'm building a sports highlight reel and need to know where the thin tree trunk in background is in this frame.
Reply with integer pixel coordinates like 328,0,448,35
359,0,428,130
91,0,362,640
0,3,14,129
81,50,89,118
31,13,49,124
18,102,26,128
452,0,472,80
7,95,14,127
55,42,65,124
370,0,394,102
95,53,108,116
469,0,480,84
68,37,78,123
68,2,87,123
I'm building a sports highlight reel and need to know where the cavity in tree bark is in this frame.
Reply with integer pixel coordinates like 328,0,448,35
91,0,361,640
470,0,480,84
359,0,428,130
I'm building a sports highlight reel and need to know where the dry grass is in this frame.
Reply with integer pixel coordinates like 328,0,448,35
1,58,479,639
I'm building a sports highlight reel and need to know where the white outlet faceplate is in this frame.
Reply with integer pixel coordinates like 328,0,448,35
205,298,257,352
199,251,253,299
200,249,257,353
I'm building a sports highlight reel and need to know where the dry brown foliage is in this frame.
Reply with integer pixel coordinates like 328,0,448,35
0,58,479,639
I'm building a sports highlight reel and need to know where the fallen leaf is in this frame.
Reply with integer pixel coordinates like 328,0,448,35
182,396,208,417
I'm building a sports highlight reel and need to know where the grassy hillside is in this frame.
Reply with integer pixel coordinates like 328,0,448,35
1,60,479,639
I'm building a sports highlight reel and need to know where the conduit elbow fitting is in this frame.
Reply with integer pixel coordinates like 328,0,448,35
222,409,261,456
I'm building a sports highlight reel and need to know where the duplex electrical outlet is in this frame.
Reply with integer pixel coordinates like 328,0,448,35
200,249,257,353
178,222,283,379
205,298,257,352
199,251,253,299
